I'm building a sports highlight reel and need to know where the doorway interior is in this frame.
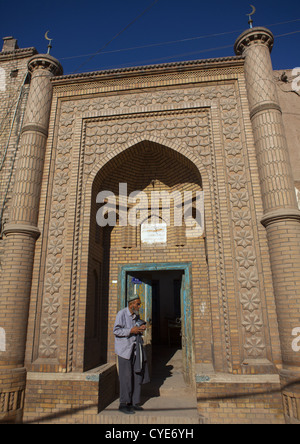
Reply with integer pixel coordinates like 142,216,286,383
119,262,193,387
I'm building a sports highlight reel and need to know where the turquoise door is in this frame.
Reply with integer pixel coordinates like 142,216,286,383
120,263,194,386
127,273,152,372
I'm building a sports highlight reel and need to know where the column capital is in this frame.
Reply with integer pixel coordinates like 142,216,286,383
261,208,300,227
234,27,274,56
2,223,41,239
28,53,63,77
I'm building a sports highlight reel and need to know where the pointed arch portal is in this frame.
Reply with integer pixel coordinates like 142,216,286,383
84,140,205,387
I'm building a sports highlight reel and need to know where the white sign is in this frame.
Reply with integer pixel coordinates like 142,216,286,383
141,222,167,244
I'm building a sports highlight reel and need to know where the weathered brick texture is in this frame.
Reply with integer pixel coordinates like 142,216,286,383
0,26,299,423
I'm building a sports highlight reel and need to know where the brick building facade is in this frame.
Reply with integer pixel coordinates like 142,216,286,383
0,26,300,423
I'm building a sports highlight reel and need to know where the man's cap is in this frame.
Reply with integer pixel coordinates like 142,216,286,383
127,295,141,303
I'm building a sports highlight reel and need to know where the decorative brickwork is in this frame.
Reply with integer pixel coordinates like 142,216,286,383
235,27,300,423
1,27,299,423
0,48,34,279
19,55,283,422
25,82,277,375
0,54,62,423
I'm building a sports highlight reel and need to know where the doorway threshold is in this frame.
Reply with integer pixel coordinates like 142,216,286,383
98,345,200,424
143,345,192,398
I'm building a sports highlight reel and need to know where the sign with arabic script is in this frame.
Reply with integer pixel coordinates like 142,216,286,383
141,222,167,244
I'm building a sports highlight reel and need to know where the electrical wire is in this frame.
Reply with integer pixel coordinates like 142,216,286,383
61,29,242,61
61,17,300,65
0,79,28,235
0,72,28,172
64,28,300,73
96,44,235,70
274,30,300,38
72,0,160,74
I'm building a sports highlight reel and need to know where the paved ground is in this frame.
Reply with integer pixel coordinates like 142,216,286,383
98,347,201,424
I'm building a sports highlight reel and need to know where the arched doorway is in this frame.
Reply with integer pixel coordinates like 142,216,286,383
84,140,204,386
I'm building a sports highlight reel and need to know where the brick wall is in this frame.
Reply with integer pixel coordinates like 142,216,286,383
0,367,26,423
16,56,289,422
23,363,117,424
197,379,285,424
0,45,36,279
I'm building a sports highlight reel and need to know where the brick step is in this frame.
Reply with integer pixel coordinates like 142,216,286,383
98,390,201,424
143,381,194,397
98,346,202,424
98,413,202,425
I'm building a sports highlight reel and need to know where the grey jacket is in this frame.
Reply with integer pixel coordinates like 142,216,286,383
113,307,137,359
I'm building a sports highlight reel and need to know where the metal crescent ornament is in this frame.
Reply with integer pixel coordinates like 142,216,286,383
45,31,52,42
246,5,256,28
246,5,256,16
44,31,53,54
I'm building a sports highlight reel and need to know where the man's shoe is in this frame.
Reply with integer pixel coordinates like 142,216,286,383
119,404,135,414
133,405,144,411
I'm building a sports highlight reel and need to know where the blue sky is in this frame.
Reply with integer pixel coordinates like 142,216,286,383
1,0,300,75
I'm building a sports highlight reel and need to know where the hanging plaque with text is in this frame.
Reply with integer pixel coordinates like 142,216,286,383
141,222,167,244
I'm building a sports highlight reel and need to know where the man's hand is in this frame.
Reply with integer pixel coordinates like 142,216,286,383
130,325,146,335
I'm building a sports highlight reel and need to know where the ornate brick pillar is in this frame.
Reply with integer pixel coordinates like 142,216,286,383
0,54,62,422
235,27,300,420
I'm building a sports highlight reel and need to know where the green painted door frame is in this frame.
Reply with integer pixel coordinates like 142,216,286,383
118,262,194,385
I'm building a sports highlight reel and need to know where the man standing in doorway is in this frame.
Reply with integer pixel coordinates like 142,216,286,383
113,295,150,414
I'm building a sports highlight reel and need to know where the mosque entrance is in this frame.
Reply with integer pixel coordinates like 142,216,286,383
86,141,202,376
120,263,194,386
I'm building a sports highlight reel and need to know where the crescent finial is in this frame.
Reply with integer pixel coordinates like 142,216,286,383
45,31,51,41
246,5,256,28
44,31,53,54
249,5,256,16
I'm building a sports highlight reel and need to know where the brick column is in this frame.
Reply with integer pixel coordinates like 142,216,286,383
0,54,62,423
235,27,300,401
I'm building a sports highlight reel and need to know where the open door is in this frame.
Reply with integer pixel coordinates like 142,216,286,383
127,273,152,373
120,264,194,387
180,272,193,385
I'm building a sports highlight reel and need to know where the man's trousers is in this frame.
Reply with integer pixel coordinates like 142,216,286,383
118,354,143,406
